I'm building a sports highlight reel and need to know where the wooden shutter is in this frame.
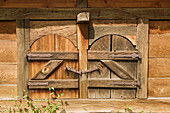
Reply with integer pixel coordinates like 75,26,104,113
87,20,140,99
27,21,79,99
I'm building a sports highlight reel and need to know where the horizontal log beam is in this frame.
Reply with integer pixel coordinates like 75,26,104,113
0,8,170,20
88,51,139,60
27,52,78,60
88,79,139,88
28,79,78,89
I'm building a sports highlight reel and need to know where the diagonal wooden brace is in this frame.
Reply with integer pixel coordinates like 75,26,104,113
31,60,63,80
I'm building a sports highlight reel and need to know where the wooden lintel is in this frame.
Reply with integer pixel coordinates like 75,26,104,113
88,51,139,60
77,12,90,23
0,8,170,20
31,60,63,80
88,79,138,88
27,52,79,60
28,79,78,89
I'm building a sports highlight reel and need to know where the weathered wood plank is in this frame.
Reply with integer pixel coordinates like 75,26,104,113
149,21,170,35
0,85,17,98
149,78,170,97
88,35,111,99
77,22,88,98
54,35,79,99
31,60,63,80
28,79,78,89
0,21,16,41
149,35,170,58
88,0,170,8
0,41,17,64
0,8,170,20
88,51,139,60
111,35,137,99
77,0,87,8
89,20,137,45
0,64,17,84
16,20,26,99
149,58,170,78
101,60,134,80
30,21,77,47
88,79,138,88
0,0,76,8
136,19,149,98
27,52,78,60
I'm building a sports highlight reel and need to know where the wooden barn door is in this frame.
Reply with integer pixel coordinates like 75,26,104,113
87,35,139,98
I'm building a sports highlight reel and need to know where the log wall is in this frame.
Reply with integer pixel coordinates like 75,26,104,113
148,21,170,97
0,0,170,8
0,21,17,99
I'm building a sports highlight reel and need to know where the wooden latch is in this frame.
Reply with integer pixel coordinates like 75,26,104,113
111,53,141,59
65,67,99,75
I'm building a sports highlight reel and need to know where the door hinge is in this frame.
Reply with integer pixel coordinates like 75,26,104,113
111,53,141,59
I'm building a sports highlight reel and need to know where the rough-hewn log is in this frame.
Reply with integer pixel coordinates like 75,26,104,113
0,8,170,20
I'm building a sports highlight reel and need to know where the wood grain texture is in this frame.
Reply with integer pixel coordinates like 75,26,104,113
0,21,16,41
88,0,170,8
136,19,149,98
101,60,135,80
31,60,63,80
149,35,170,58
111,35,137,99
88,51,139,60
77,23,88,98
77,0,87,8
149,78,170,97
30,21,77,47
29,34,79,99
28,79,78,89
16,20,27,99
1,8,170,20
29,34,55,99
27,52,78,60
0,99,170,112
0,64,17,84
149,58,170,78
0,85,17,98
149,21,170,57
88,36,110,98
89,20,137,46
150,21,170,35
0,0,76,8
0,40,17,64
88,79,138,88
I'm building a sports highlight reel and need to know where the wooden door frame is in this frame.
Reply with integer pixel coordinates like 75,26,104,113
14,8,170,99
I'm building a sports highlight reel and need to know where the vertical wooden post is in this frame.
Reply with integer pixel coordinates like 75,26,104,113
136,18,149,99
17,20,30,99
77,12,89,98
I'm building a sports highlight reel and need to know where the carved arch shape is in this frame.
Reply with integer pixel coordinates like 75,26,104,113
88,34,136,50
29,34,78,51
